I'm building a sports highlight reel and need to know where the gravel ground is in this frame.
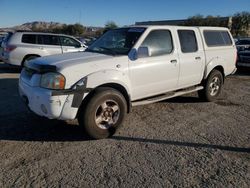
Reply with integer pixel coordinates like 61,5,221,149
0,62,249,187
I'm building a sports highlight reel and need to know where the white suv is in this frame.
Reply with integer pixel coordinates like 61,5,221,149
1,31,87,66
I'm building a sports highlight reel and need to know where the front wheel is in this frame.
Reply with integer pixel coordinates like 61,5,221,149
198,70,223,102
78,87,127,139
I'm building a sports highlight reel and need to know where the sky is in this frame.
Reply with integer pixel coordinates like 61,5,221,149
0,0,249,28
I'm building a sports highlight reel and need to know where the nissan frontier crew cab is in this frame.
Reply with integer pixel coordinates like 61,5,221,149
19,26,237,139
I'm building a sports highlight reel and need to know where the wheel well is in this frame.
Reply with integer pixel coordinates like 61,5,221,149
77,83,131,117
212,66,225,83
202,66,225,85
21,54,40,67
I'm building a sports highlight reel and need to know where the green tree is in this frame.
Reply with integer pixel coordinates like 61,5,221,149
184,14,204,26
184,15,228,27
104,21,118,30
63,23,85,36
231,11,250,37
95,28,105,37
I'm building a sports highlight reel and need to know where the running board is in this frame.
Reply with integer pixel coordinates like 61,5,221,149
132,86,204,106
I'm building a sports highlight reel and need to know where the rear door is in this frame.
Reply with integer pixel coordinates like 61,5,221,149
37,35,62,55
177,28,205,88
60,36,84,53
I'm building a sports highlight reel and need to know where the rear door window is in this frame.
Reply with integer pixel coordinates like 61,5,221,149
37,35,60,45
22,34,37,44
204,31,232,47
178,30,198,53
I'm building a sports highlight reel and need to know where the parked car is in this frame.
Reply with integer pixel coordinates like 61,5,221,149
236,38,250,51
84,37,97,46
237,50,250,68
233,38,238,43
0,36,4,44
0,37,4,61
235,38,250,68
0,33,10,61
1,31,87,66
19,26,237,139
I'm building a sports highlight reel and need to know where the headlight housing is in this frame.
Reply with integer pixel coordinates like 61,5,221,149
40,72,66,90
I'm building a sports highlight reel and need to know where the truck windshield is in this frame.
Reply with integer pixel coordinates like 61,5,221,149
86,27,146,55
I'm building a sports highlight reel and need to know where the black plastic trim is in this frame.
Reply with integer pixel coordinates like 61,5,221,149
51,88,92,96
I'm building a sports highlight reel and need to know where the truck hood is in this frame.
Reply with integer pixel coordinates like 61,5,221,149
32,52,113,70
28,51,129,89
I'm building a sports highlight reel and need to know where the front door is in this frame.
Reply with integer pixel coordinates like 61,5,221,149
129,29,179,100
60,36,83,53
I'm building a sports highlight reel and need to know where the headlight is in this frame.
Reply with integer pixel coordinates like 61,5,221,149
40,72,65,90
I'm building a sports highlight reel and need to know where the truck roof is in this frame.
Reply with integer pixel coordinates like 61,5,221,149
129,25,229,31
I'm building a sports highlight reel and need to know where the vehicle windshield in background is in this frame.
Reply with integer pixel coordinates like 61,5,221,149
86,27,146,55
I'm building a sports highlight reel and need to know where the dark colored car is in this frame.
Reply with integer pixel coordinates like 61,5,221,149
237,51,250,68
236,39,250,51
236,39,250,68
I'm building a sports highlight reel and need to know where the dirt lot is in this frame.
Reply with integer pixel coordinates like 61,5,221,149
0,62,249,187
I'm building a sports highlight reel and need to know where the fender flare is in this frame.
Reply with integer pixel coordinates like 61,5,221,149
203,57,225,79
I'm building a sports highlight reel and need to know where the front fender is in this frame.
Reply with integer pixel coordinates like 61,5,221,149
85,69,131,94
59,69,131,120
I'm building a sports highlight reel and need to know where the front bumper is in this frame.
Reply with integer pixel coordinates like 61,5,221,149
19,78,79,120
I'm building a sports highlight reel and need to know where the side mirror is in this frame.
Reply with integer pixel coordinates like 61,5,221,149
81,43,87,49
137,47,151,58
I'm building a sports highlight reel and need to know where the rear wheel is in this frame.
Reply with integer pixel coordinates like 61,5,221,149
198,70,223,102
78,87,127,139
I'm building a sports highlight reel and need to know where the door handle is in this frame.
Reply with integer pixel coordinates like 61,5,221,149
170,59,177,63
195,57,201,60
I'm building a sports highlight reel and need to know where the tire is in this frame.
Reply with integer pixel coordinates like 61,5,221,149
198,70,223,102
78,87,127,139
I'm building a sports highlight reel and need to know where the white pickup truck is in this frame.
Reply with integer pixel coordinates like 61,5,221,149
19,26,237,139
